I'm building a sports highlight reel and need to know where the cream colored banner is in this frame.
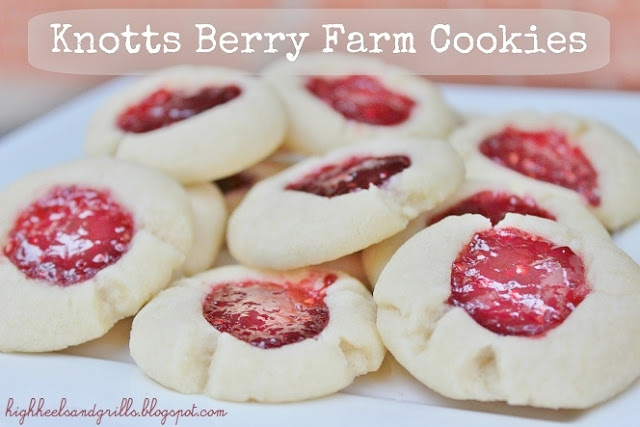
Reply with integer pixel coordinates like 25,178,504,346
28,9,609,75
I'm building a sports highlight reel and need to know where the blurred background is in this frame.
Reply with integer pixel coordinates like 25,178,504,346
1,0,638,135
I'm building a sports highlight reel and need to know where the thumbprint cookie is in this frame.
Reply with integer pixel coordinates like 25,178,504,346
0,157,194,352
450,111,640,230
263,53,458,155
130,265,385,402
86,66,287,184
374,214,640,408
227,138,464,270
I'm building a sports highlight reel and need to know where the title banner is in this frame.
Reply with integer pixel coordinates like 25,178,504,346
28,9,610,75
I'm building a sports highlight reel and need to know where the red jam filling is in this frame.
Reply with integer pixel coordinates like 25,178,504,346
117,86,242,133
3,185,134,286
305,75,415,126
286,155,411,198
479,127,600,206
215,172,255,194
202,273,336,349
429,190,556,227
449,228,589,337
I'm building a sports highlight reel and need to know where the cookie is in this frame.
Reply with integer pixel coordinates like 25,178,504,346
0,157,194,352
374,214,640,408
129,265,385,402
86,65,287,184
363,178,609,285
449,111,640,230
263,53,459,155
181,183,227,276
227,138,465,270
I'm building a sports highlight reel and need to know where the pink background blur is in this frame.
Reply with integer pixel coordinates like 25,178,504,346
1,0,638,134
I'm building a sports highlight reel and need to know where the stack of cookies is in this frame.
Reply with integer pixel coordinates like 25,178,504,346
1,53,639,409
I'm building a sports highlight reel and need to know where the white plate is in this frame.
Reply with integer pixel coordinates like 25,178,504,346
0,80,639,426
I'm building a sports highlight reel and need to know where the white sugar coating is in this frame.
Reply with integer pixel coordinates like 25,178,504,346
227,137,465,270
0,157,194,352
374,214,640,409
263,53,459,155
449,111,640,231
130,265,385,402
86,65,287,184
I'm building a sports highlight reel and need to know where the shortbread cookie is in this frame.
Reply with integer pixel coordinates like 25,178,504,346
363,178,609,285
130,265,385,402
374,214,640,408
227,138,465,270
86,66,287,184
0,157,194,352
263,53,459,155
182,183,227,276
450,111,640,230
214,159,288,213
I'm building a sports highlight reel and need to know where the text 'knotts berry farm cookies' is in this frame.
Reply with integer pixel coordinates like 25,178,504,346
227,138,465,270
263,53,459,155
374,214,640,409
86,66,287,184
130,265,385,403
363,177,609,285
450,111,640,230
0,158,194,352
